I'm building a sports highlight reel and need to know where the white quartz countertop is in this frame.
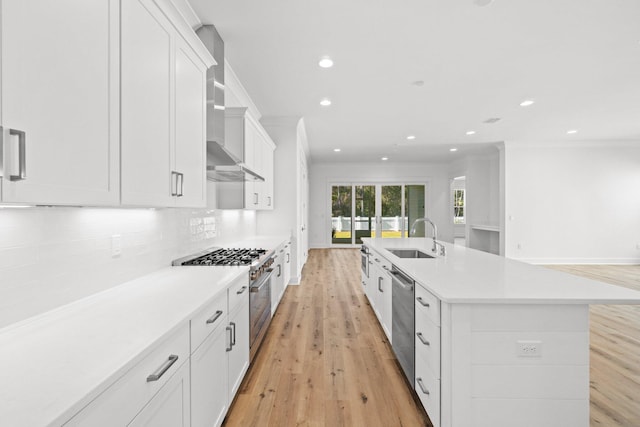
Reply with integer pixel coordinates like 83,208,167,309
0,266,248,427
363,238,640,304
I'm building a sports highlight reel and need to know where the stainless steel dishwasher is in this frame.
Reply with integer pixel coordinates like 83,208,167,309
390,265,415,386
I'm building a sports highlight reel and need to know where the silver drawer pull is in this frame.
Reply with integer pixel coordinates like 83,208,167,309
230,321,236,346
236,286,247,295
146,355,179,382
378,277,383,292
206,310,223,324
226,326,233,351
416,332,430,346
6,128,27,181
416,297,430,308
416,377,430,395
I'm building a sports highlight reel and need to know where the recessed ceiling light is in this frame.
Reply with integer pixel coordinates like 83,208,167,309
406,135,416,140
520,99,535,107
318,57,333,68
466,130,476,135
381,157,389,161
320,98,332,106
567,129,578,134
333,148,341,152
450,148,458,152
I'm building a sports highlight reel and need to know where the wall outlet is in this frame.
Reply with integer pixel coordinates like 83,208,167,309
517,340,542,357
111,234,122,257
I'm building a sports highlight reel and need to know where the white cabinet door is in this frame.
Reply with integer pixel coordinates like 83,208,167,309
283,242,292,286
120,0,173,207
0,0,119,206
271,252,284,314
378,266,392,340
191,322,229,427
174,37,206,208
228,299,249,399
128,360,191,427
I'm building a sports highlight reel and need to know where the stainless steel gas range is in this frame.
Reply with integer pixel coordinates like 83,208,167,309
172,247,275,361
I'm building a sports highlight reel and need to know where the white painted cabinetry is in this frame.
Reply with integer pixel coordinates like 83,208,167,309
218,107,275,210
64,324,191,427
414,284,441,427
0,0,119,206
283,240,292,287
191,275,249,427
120,0,211,208
365,250,392,340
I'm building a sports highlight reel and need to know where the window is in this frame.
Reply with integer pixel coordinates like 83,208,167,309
453,189,465,224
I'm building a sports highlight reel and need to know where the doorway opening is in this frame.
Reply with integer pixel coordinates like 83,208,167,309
331,183,427,245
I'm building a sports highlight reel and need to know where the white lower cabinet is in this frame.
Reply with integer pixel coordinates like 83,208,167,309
228,299,250,398
415,359,440,427
415,284,441,427
191,276,249,427
191,320,229,427
272,249,285,315
63,324,190,426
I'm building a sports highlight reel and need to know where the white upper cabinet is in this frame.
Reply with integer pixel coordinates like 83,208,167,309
121,0,212,208
0,0,119,205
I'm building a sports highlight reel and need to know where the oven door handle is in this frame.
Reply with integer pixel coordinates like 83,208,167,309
250,268,274,292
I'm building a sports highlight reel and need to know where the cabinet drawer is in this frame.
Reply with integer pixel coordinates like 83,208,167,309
415,310,441,379
228,273,250,313
64,323,190,426
415,360,441,427
191,291,228,353
415,284,440,326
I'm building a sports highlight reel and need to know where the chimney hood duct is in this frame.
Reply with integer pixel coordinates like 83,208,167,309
196,25,264,183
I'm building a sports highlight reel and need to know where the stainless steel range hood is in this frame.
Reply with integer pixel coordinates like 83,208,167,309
206,141,264,182
197,25,264,183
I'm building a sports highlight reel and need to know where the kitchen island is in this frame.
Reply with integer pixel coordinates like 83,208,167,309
362,237,640,427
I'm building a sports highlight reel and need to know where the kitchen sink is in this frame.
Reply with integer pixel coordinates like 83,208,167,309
386,249,435,259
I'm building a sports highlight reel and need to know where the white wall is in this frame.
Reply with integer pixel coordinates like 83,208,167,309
309,162,452,248
504,142,640,264
0,207,256,328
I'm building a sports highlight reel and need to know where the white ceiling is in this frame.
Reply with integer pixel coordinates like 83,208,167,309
188,0,640,163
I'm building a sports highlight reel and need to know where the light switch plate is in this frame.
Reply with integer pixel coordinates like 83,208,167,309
111,234,122,257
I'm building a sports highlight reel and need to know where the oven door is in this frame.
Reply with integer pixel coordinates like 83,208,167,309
249,268,274,360
360,246,369,278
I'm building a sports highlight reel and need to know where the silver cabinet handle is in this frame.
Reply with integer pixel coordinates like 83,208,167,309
362,281,366,287
178,173,184,197
7,128,27,181
268,196,271,206
170,171,179,196
382,265,389,270
226,326,233,351
416,377,430,395
417,297,430,308
378,277,383,292
416,332,430,346
254,192,259,205
279,249,284,253
277,264,282,278
374,258,380,262
230,321,236,347
286,253,290,263
206,310,223,325
146,355,179,382
236,286,247,295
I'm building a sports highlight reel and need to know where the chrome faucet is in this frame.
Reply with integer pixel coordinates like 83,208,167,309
410,217,445,255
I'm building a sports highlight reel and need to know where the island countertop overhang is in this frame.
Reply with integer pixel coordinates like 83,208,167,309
362,237,640,305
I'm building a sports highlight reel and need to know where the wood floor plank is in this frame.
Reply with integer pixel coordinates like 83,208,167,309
547,264,640,427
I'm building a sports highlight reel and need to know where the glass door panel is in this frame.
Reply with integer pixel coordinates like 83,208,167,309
354,185,375,243
381,185,402,238
331,185,352,244
405,185,426,237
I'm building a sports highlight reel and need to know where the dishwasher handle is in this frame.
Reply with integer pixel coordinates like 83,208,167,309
388,268,414,290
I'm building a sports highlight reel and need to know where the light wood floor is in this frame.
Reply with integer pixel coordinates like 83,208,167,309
223,250,640,427
547,265,640,427
224,248,431,427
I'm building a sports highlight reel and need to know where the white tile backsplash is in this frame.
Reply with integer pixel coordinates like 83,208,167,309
0,206,256,328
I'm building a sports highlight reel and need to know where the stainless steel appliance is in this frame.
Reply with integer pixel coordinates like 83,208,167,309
172,247,274,361
360,245,370,278
389,265,415,385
